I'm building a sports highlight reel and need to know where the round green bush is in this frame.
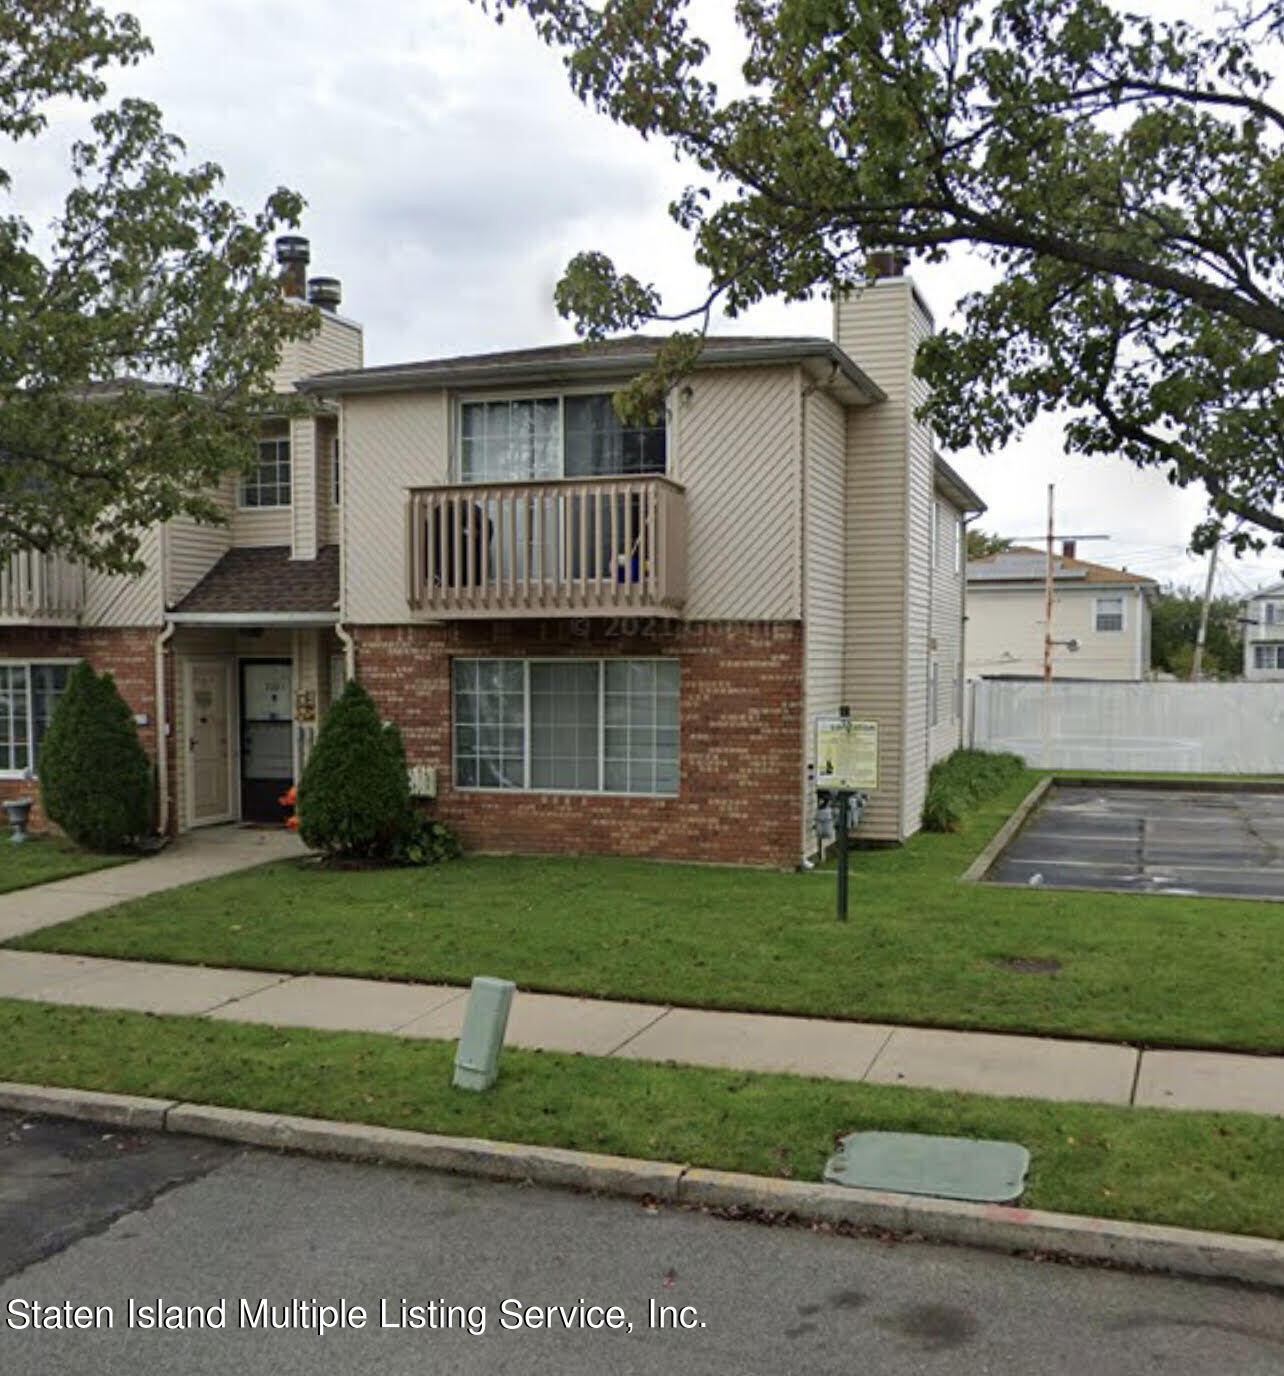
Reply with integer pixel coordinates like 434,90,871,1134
297,678,412,858
38,661,154,852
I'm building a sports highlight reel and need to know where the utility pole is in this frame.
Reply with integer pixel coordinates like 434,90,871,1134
1190,535,1221,682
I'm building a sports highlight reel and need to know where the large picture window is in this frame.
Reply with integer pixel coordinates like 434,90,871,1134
240,421,291,508
459,393,665,484
0,662,72,773
453,658,679,795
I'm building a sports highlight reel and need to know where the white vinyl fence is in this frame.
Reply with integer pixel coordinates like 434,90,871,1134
969,679,1284,774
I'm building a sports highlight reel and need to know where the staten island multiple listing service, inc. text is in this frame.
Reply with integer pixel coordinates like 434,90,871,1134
5,1295,708,1337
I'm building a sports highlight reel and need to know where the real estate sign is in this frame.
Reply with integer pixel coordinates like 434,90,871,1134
815,716,878,791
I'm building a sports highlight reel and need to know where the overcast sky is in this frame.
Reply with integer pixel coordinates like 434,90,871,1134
13,0,1282,595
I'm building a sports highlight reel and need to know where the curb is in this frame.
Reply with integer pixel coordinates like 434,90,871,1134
959,775,1052,884
2,1082,1281,1290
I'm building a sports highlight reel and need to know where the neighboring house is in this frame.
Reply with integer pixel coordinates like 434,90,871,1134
965,544,1156,682
1242,581,1284,680
0,245,984,867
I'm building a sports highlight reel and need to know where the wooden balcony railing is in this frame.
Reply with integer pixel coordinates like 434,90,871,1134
407,476,687,618
0,550,86,623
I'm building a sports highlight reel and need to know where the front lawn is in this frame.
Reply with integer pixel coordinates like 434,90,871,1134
2,1000,1281,1241
12,771,1284,1052
0,835,127,894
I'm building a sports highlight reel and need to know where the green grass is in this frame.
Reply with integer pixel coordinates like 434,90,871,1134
10,770,1284,1051
1,999,1280,1241
0,835,127,893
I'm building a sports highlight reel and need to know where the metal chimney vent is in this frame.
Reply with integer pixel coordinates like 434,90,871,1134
307,276,343,311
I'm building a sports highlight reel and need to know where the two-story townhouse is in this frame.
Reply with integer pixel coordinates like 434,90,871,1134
294,264,982,867
1242,581,1284,680
966,544,1156,682
1,249,982,867
0,236,361,833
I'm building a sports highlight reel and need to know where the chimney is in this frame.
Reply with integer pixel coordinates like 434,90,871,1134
868,249,908,280
1061,539,1077,560
307,276,343,312
275,235,310,299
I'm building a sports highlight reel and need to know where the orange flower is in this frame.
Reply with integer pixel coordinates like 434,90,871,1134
284,815,299,831
278,785,297,807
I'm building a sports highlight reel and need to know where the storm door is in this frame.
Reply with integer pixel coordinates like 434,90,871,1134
239,659,293,823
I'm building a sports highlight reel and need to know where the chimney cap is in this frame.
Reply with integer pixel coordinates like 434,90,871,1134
307,276,343,311
275,234,311,264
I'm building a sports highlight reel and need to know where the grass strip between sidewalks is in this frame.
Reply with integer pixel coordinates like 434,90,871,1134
0,837,127,894
1,998,1281,1243
12,772,1284,1052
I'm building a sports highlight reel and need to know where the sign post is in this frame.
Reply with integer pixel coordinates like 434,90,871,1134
815,715,878,923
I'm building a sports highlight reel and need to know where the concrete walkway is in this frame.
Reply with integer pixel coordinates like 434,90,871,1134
0,826,307,942
1,948,1281,1117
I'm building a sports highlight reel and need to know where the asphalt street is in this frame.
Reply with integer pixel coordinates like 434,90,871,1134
1,1110,1281,1375
990,786,1284,899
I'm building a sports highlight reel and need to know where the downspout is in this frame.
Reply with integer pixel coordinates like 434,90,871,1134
334,621,355,682
155,620,175,835
960,511,981,750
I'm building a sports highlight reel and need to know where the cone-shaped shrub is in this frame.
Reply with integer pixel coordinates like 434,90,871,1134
297,678,411,858
39,661,154,852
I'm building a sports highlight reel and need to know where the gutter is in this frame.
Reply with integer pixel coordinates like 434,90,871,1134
166,611,338,627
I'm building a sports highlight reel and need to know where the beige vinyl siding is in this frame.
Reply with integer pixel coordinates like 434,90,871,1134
82,527,162,627
834,282,913,842
290,415,318,561
965,584,1149,680
274,311,363,391
929,495,965,764
342,389,449,624
900,297,936,835
678,365,801,621
165,514,231,609
801,387,847,854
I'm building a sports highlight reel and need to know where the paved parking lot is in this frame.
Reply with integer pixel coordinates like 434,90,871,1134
988,786,1284,900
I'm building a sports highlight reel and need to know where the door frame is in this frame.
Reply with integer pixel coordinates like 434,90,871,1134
237,656,295,824
183,657,236,829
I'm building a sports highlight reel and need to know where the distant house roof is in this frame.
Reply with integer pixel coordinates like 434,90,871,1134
171,545,339,617
968,546,1157,589
1246,581,1284,601
295,333,886,407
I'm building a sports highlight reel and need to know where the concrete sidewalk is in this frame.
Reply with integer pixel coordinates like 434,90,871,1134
1,947,1281,1116
0,826,307,942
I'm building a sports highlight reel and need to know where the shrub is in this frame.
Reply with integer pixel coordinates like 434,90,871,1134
389,810,462,867
922,748,1025,832
297,679,411,859
38,662,154,852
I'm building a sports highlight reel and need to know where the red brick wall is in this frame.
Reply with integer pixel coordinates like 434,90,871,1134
0,627,174,833
354,620,805,868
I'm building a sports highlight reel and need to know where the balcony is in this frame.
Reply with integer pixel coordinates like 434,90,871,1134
0,550,86,624
407,476,687,618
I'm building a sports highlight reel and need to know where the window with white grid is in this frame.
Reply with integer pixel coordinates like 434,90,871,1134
453,658,679,795
604,660,679,794
240,422,291,508
1094,595,1124,632
0,662,72,774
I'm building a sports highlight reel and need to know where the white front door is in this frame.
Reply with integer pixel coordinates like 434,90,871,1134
186,660,233,826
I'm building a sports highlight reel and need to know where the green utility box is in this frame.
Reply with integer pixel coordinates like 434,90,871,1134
452,976,516,1092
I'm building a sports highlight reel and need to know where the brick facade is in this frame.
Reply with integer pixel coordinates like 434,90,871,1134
0,627,176,833
354,620,805,868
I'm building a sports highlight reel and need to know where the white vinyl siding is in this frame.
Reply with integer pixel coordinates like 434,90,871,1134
452,658,678,796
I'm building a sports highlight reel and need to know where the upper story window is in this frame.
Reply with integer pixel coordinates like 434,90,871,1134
459,393,666,484
1265,601,1278,626
240,421,291,508
1094,595,1124,632
332,433,341,507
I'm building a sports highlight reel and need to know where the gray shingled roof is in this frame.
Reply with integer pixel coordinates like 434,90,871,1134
173,545,339,614
295,332,885,404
